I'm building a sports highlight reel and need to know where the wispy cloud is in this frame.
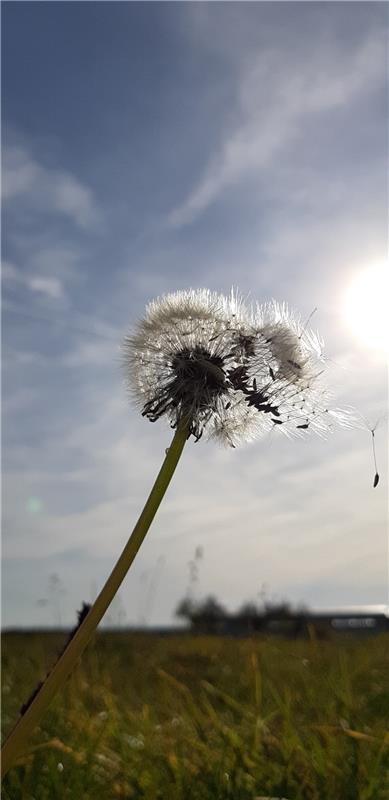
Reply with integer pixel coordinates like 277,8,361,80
28,276,64,300
2,141,102,316
2,145,100,230
3,260,65,300
167,31,385,228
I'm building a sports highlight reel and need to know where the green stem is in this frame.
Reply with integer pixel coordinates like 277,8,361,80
1,424,188,778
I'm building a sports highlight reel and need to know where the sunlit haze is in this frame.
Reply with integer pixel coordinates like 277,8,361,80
343,263,389,353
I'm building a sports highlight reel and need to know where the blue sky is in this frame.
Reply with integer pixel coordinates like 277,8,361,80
2,1,388,627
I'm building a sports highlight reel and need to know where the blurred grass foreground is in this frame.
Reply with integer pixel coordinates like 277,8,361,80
2,632,389,799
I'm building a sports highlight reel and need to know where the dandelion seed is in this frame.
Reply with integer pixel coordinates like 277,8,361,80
369,422,381,488
357,413,386,487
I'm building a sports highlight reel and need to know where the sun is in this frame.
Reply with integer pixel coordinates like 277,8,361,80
343,263,389,353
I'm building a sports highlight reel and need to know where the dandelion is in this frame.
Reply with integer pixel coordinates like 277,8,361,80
124,288,251,442
125,290,350,447
1,288,350,777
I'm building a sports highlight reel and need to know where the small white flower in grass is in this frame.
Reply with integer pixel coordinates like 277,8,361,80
124,289,351,446
123,734,145,749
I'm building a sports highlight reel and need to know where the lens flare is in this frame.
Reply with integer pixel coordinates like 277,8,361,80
26,496,43,514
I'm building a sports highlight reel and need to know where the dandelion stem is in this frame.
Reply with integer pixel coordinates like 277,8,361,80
1,423,188,778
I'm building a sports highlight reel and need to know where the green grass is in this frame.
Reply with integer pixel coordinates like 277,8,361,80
2,632,389,799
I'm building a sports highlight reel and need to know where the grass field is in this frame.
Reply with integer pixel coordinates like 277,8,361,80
2,632,389,799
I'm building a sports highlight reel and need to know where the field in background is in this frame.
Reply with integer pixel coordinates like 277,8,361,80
2,632,389,799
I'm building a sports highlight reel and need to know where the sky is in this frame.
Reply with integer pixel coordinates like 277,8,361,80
2,1,388,628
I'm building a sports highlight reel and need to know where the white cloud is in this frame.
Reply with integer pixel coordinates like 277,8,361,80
28,276,64,300
2,259,65,300
167,31,385,228
52,174,98,229
2,145,99,229
2,144,100,307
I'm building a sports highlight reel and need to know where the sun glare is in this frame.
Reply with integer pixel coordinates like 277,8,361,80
343,263,389,353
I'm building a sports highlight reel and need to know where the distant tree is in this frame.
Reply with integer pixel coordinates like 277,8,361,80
175,595,227,632
175,592,309,636
191,595,227,634
234,601,262,633
192,595,226,622
263,600,291,619
235,601,261,619
175,596,196,622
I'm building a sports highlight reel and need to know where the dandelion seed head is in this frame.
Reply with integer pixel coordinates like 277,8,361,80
123,289,351,444
123,289,248,441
